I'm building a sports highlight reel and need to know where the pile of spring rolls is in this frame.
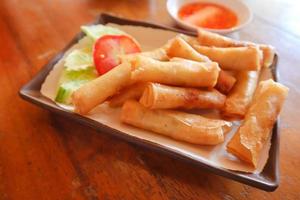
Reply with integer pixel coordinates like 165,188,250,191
71,29,289,168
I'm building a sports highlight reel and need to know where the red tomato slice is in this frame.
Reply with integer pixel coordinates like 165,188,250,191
93,35,141,75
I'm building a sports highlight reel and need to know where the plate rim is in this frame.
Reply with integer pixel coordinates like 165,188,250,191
19,13,279,192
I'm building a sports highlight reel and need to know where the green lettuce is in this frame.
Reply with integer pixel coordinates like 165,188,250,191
64,47,93,71
81,25,125,40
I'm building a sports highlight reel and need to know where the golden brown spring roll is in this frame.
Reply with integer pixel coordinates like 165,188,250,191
141,48,169,61
139,83,226,110
166,38,236,94
193,45,261,71
197,29,275,68
259,44,275,68
109,82,147,107
179,34,200,47
166,36,210,62
120,48,169,64
197,28,243,47
131,56,220,88
72,62,132,114
215,70,237,94
222,71,259,119
122,100,232,145
226,79,288,167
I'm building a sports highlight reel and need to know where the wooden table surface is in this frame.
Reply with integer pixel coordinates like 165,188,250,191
0,0,299,199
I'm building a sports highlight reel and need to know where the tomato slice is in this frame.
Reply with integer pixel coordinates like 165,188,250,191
93,35,141,75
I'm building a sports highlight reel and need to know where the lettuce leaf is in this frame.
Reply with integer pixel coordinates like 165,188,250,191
81,25,125,40
64,47,93,71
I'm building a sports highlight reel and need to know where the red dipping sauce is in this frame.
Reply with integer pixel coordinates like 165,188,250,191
178,2,238,29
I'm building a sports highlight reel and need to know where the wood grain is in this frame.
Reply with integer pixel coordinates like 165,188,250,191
0,0,300,199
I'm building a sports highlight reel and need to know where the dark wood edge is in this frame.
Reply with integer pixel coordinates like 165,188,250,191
19,13,279,192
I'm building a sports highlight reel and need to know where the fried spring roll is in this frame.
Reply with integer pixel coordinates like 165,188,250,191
121,48,169,63
167,36,210,62
215,70,237,94
166,38,236,93
120,46,169,64
197,29,275,68
131,56,220,88
109,82,147,107
141,48,169,61
179,34,200,47
193,45,262,71
139,83,226,110
72,62,132,114
259,44,275,68
222,71,259,119
122,100,232,145
226,79,288,167
197,28,244,47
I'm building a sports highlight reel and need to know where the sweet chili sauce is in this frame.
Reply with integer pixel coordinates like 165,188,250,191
178,2,238,29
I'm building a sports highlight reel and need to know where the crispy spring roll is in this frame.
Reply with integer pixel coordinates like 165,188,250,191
193,45,262,71
197,29,275,68
222,71,259,119
139,83,226,110
131,56,220,88
259,44,275,68
122,100,232,145
197,28,243,47
179,34,200,47
121,48,169,63
166,38,236,93
141,48,169,61
215,70,237,94
226,79,288,167
167,36,210,62
72,62,132,114
109,82,147,107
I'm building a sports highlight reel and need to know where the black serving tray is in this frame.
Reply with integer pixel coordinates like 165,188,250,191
19,13,279,191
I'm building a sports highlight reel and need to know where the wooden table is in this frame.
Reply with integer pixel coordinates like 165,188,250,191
0,0,299,199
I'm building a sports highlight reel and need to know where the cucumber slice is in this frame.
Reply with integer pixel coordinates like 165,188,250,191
55,67,97,104
61,67,97,82
55,80,87,104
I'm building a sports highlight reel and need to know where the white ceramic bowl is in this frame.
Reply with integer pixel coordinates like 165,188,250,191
166,0,253,34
